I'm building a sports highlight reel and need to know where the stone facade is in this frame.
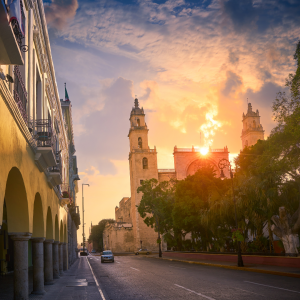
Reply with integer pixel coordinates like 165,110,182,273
104,98,233,252
241,103,264,148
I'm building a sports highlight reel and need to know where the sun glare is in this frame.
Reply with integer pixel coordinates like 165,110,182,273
200,147,209,155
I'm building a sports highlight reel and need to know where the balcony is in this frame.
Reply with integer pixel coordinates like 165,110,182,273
34,119,57,172
60,183,72,207
13,65,27,123
47,154,62,188
0,0,24,65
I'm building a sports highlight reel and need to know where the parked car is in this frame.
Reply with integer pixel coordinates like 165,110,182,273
91,249,96,253
101,250,114,263
135,249,151,255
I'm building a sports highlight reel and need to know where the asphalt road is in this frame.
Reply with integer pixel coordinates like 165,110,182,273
87,255,300,300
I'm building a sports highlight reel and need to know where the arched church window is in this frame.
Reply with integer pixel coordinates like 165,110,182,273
143,157,148,169
137,119,140,126
253,120,256,127
138,137,142,148
245,140,248,146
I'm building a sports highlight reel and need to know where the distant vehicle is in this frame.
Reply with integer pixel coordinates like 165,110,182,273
91,249,96,253
101,250,114,263
135,249,151,255
79,248,89,256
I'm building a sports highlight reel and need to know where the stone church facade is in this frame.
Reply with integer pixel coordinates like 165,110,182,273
103,100,264,252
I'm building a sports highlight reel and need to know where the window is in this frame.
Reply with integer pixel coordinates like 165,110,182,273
140,180,144,185
253,120,256,127
245,140,248,146
138,137,142,148
137,118,140,126
143,157,148,169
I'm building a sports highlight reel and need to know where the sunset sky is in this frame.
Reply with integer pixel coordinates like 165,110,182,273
43,0,300,241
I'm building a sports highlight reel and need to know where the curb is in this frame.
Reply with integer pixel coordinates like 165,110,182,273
145,256,300,279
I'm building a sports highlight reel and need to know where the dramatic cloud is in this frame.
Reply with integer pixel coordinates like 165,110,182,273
45,0,78,30
46,0,300,229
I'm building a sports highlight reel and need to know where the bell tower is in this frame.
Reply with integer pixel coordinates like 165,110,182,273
128,98,158,251
241,103,264,149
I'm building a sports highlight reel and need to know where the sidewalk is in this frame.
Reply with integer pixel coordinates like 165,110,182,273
29,257,100,300
145,254,300,278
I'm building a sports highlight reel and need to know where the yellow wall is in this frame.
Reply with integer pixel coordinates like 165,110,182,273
0,89,67,240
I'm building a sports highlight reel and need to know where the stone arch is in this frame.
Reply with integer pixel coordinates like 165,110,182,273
60,220,64,242
185,158,218,177
137,118,140,126
4,167,29,232
32,193,44,238
143,157,148,169
55,215,59,241
138,137,142,148
253,120,256,127
46,207,53,240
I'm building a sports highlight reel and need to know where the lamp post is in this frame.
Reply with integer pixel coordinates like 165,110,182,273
82,183,89,255
218,158,244,267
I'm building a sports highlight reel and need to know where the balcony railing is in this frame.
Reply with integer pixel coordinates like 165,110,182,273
34,119,57,151
48,153,62,174
60,183,72,206
13,65,27,123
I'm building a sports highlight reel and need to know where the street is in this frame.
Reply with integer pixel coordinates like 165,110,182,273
87,255,300,300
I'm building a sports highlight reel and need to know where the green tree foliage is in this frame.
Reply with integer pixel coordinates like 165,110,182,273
88,218,115,252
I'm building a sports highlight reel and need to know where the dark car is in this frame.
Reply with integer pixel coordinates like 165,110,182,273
101,250,114,263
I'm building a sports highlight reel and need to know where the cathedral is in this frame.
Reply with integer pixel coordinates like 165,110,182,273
103,99,264,252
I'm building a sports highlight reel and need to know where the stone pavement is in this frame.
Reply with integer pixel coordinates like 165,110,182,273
0,257,101,300
29,257,100,300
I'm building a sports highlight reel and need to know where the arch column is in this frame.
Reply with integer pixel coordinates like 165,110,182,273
32,238,46,294
44,239,54,285
52,241,60,279
63,243,68,271
10,232,32,300
59,242,64,275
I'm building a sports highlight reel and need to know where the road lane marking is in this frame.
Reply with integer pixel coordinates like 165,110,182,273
130,267,139,271
244,281,300,294
234,287,265,296
86,257,107,300
169,265,186,269
174,284,215,300
115,261,120,264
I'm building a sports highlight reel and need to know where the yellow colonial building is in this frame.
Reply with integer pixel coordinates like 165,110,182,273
0,0,80,298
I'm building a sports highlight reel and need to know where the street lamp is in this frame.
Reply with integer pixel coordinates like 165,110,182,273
82,183,89,255
218,158,244,267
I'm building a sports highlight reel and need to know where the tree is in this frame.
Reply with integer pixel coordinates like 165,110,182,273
137,179,174,257
88,219,115,252
173,165,230,251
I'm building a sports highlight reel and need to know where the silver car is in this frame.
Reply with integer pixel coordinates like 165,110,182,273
101,250,114,263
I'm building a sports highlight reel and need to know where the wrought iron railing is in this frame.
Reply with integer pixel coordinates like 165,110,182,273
60,183,72,201
34,119,57,151
13,66,27,123
10,1,28,52
48,153,62,175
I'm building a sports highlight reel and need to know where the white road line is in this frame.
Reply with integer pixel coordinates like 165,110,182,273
115,261,120,264
169,265,186,269
234,287,265,297
130,267,139,271
86,257,107,300
174,284,215,300
244,281,300,294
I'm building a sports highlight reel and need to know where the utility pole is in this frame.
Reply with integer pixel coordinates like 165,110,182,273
82,183,89,255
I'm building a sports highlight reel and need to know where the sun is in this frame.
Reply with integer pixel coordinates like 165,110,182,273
200,147,209,155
